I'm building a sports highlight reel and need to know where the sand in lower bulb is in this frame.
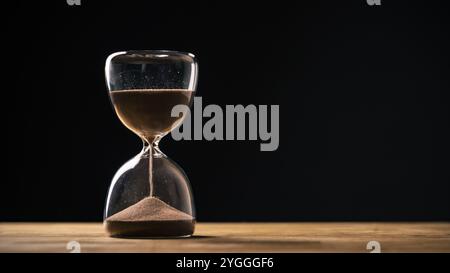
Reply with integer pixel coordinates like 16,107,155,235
105,197,195,237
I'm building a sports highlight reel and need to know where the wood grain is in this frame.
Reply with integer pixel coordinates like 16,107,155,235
1,222,449,253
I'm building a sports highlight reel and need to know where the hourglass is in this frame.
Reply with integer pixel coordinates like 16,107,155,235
104,50,198,237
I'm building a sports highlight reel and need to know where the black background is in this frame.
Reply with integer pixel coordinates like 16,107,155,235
3,0,449,221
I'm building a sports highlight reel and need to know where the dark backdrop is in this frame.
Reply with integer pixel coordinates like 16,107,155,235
3,0,449,221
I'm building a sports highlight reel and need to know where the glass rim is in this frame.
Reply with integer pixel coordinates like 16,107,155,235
106,49,196,62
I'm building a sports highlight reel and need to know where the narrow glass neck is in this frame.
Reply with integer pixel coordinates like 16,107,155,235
142,138,164,158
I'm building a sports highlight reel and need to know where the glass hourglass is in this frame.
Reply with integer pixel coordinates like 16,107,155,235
104,50,198,237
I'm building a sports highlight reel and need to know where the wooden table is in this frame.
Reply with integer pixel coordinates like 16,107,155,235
1,222,449,253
